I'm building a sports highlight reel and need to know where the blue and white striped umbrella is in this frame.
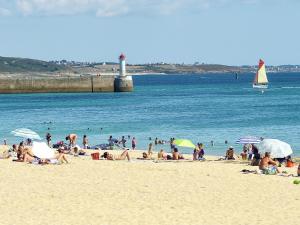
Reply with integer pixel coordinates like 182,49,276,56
236,136,261,144
11,128,42,140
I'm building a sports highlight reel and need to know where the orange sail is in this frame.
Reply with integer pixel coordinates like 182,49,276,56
253,59,268,85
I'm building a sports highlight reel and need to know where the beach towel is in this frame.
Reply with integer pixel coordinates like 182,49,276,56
262,166,277,175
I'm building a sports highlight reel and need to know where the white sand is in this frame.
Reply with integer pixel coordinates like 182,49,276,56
0,149,300,225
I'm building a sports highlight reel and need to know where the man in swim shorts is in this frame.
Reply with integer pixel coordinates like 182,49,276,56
259,152,280,174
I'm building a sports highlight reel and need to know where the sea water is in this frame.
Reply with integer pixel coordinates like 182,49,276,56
0,73,299,156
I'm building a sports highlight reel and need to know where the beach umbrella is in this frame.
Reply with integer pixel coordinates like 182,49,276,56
11,128,42,140
259,139,293,158
173,139,195,148
236,136,261,144
32,142,55,159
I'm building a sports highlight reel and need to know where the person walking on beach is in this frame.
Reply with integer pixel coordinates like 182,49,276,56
83,135,89,149
131,137,136,150
46,133,51,147
66,134,77,147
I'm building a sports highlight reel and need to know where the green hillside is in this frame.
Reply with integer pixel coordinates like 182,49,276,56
0,56,66,73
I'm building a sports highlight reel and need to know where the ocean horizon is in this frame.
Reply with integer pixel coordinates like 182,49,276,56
1,73,299,156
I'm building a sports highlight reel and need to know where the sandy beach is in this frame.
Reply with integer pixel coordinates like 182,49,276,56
0,148,300,225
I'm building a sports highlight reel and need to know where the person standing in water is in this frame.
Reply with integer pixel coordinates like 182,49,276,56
131,137,136,150
121,136,126,148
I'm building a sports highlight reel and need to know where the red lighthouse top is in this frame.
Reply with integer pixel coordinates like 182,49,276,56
119,53,126,60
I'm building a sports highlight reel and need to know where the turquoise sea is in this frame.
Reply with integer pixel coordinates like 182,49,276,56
0,73,300,155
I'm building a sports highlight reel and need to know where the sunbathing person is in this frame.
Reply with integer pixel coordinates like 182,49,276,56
259,152,280,174
138,152,152,160
225,146,236,160
72,146,86,156
102,150,131,161
172,148,184,160
23,151,68,164
158,149,167,160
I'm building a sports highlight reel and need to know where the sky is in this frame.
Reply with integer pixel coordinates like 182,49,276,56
0,0,300,65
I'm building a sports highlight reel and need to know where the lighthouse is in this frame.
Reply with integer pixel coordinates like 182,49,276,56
114,53,133,92
119,53,126,76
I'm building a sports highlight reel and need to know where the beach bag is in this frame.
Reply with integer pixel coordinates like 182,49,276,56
286,160,295,167
91,152,100,160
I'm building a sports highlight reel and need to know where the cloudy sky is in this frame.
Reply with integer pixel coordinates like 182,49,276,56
0,0,299,65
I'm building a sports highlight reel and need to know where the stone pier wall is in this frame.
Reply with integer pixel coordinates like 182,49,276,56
0,76,116,93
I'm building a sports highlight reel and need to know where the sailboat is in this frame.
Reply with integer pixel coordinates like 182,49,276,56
253,59,268,89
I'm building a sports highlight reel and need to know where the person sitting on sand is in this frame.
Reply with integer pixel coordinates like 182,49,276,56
240,149,248,160
259,152,280,174
172,148,184,160
102,150,131,161
225,146,235,160
17,141,25,161
158,149,167,160
285,155,295,167
198,143,205,160
9,144,18,159
66,134,77,147
83,135,89,149
250,148,261,166
193,147,199,160
72,146,86,156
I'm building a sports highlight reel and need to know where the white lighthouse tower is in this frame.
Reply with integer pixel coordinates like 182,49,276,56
114,53,133,92
119,53,126,76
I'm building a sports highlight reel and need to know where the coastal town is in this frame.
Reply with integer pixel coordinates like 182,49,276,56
1,56,300,77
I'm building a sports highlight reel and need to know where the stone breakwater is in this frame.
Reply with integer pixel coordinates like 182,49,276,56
0,76,133,93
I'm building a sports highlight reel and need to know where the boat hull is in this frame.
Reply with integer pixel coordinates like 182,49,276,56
253,84,268,89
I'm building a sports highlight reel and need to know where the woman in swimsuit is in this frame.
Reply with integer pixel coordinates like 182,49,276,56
102,150,131,161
